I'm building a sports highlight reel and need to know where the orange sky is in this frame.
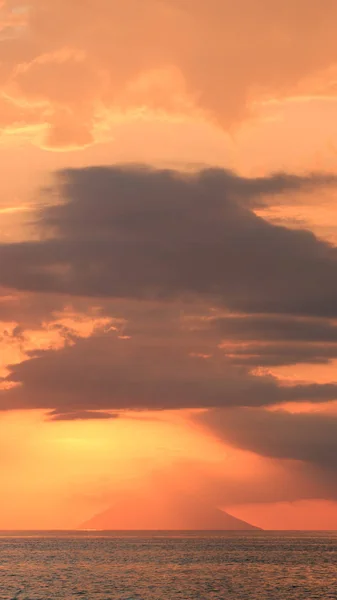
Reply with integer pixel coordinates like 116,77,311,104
0,0,336,530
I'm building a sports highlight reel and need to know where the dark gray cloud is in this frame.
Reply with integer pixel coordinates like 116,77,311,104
207,459,337,505
0,166,337,418
199,313,337,366
198,408,337,470
0,166,337,317
211,314,337,343
198,404,337,500
1,329,337,415
221,342,337,367
47,409,118,421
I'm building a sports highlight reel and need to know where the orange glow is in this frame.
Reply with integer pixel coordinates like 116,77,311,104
226,501,337,531
0,410,224,529
0,0,337,531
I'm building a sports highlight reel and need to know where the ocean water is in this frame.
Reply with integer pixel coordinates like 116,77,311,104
0,531,336,599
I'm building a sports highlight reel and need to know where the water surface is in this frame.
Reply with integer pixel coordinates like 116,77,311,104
0,531,336,599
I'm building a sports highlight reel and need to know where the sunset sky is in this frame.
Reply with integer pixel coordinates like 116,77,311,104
0,0,337,530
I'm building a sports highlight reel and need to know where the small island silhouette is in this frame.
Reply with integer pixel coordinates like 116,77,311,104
80,492,261,530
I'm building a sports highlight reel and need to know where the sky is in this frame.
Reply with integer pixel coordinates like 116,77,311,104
0,0,337,530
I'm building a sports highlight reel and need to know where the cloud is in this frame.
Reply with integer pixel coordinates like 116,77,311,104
197,406,337,504
47,409,118,421
1,0,337,144
195,405,337,503
0,166,337,318
0,287,70,326
197,408,337,470
211,314,337,343
207,314,337,366
1,327,337,415
220,342,337,367
0,165,337,418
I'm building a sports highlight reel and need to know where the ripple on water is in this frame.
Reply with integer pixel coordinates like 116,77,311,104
0,532,336,600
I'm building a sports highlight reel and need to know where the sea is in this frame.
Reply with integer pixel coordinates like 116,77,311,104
0,531,336,600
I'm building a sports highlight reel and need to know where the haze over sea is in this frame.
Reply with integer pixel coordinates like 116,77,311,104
0,531,336,600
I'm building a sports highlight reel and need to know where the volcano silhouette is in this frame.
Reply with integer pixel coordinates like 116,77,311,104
80,492,260,530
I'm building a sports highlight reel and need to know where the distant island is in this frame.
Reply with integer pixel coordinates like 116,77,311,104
80,493,261,530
